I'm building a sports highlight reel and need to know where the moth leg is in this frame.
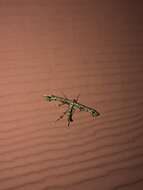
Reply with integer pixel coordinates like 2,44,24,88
58,101,66,107
73,93,80,103
56,109,68,121
76,93,80,102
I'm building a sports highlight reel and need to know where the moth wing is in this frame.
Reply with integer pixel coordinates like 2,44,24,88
76,103,100,117
57,97,71,106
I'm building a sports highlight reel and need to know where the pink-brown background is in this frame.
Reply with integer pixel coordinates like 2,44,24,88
0,0,143,190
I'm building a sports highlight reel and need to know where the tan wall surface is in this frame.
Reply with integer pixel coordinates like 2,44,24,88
0,0,143,190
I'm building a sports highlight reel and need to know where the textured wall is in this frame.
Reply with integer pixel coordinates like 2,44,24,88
0,0,143,190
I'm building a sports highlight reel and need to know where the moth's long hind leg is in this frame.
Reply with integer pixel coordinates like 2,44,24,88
56,109,68,121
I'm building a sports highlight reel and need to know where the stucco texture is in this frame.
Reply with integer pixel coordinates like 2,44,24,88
0,1,143,190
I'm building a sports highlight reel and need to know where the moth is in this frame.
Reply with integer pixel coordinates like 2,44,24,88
43,94,100,127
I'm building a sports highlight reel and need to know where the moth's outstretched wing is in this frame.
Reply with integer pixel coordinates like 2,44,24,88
74,102,100,117
43,95,71,106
